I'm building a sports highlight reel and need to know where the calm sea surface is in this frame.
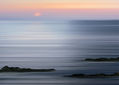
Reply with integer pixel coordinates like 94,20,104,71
0,20,119,85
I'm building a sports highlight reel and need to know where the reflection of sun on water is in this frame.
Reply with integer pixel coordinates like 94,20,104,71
34,13,41,16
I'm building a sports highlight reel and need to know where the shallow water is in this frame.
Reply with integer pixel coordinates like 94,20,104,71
0,20,119,85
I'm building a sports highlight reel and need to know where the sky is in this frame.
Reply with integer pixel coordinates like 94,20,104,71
0,0,119,20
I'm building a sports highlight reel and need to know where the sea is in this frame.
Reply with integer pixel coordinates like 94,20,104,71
0,20,119,85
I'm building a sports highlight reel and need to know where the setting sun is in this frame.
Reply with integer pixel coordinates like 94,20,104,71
34,13,41,16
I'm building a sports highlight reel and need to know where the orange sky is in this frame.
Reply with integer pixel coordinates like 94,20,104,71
1,2,119,10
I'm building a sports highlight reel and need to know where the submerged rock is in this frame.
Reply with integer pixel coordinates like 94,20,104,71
85,57,119,62
0,66,56,72
66,73,119,78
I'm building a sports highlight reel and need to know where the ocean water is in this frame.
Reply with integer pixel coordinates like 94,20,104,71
0,20,119,85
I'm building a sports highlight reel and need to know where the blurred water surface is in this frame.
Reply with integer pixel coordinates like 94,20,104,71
0,20,119,85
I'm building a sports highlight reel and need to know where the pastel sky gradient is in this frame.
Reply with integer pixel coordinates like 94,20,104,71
0,0,119,20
